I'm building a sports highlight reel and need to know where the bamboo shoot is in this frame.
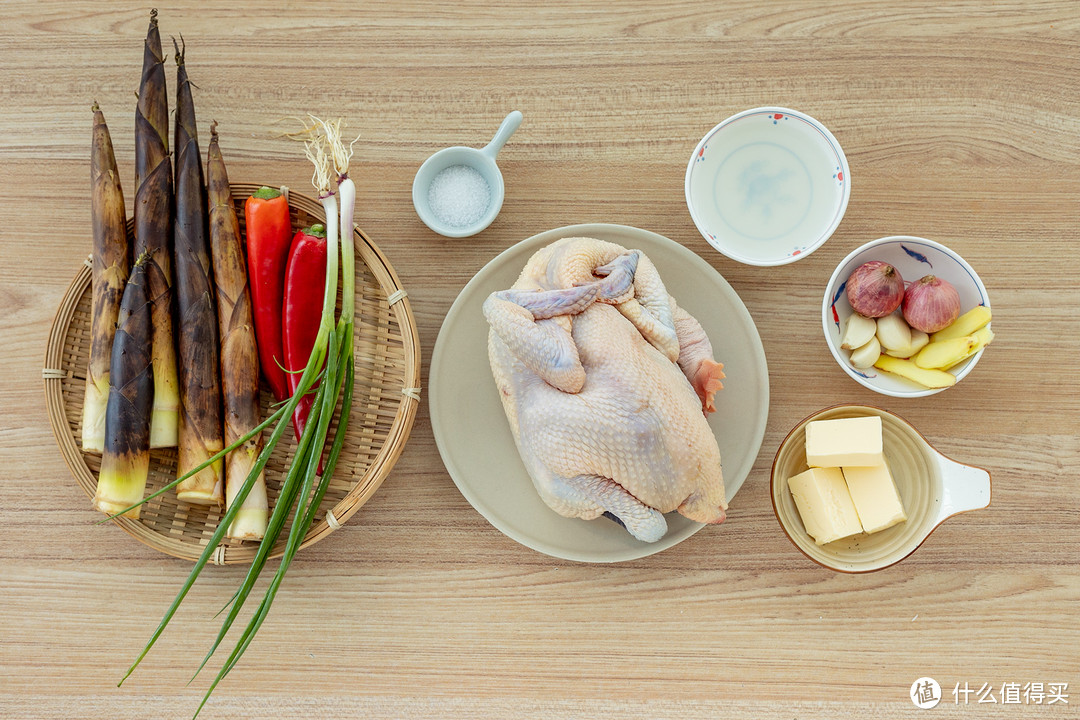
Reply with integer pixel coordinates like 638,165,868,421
134,8,179,448
208,122,267,537
172,40,224,506
95,254,155,518
82,104,129,453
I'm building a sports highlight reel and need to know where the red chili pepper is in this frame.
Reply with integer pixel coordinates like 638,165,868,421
283,224,327,447
244,187,292,401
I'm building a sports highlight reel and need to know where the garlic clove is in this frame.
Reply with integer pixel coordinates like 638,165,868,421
909,329,930,355
841,312,877,350
876,312,912,352
883,328,929,359
849,336,882,369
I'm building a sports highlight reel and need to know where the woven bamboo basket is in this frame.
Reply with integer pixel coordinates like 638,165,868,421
44,183,421,564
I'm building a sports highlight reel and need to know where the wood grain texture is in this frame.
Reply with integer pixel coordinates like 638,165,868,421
2,1,1078,718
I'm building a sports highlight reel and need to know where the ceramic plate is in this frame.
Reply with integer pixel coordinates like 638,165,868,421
685,107,850,266
429,224,770,562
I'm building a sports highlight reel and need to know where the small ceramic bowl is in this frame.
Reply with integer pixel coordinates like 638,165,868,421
771,405,991,573
823,236,991,398
413,111,522,238
685,107,850,266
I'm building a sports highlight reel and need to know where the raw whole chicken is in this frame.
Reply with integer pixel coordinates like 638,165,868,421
484,237,728,542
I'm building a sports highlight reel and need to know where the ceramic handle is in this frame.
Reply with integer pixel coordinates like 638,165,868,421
932,453,991,526
481,111,523,160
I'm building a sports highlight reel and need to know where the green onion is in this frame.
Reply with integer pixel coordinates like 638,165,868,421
116,118,359,719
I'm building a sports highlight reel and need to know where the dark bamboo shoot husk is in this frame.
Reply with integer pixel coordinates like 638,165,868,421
172,39,224,506
83,104,129,453
134,8,179,449
208,122,268,538
95,254,155,518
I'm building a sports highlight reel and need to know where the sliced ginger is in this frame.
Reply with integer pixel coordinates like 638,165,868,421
932,305,992,342
944,326,994,370
914,335,979,369
874,355,957,389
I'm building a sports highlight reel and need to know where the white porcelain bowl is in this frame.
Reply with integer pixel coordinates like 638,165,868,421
822,236,991,398
685,107,850,266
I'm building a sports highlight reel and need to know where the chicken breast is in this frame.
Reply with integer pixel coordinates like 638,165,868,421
484,237,727,542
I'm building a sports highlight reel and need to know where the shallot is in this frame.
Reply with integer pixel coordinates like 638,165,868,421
903,275,961,333
846,261,905,318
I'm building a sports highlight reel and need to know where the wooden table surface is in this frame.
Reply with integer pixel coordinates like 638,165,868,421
3,2,1078,718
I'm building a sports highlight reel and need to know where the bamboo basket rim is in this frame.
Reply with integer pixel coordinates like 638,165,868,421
43,182,421,564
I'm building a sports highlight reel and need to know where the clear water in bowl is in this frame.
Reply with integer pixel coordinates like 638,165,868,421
703,118,844,250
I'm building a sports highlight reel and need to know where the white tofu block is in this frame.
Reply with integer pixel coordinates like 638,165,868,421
842,463,907,534
787,467,864,545
805,416,884,468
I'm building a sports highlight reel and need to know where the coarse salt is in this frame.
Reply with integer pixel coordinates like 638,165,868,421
427,165,491,229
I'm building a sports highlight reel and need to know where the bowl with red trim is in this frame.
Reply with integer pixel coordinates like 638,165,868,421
685,106,850,266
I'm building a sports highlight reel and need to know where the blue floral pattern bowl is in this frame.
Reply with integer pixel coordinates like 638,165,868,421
822,236,991,398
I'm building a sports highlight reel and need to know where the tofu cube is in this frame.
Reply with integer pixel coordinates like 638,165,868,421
787,467,864,545
805,416,884,468
842,463,907,533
